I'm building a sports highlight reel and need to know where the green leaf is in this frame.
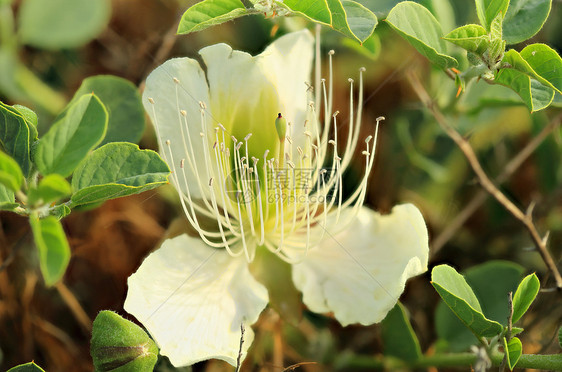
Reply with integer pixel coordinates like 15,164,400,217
281,0,332,24
381,302,422,362
520,43,562,94
0,183,18,211
18,0,111,49
70,142,170,207
7,362,46,372
250,247,302,325
51,203,71,219
337,0,378,43
503,336,523,370
385,1,458,69
12,104,38,131
501,49,556,91
495,68,554,111
417,0,456,36
28,174,71,206
432,264,503,338
0,150,23,192
30,215,71,286
91,311,158,372
512,273,540,323
488,12,505,62
0,101,32,176
435,261,524,351
35,94,108,177
71,75,145,146
475,0,510,31
444,24,489,54
177,0,248,34
503,0,552,45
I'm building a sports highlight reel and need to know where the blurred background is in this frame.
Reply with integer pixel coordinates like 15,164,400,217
0,0,561,371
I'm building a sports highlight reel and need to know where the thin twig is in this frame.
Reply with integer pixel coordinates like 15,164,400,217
433,112,562,253
55,281,92,333
235,323,245,372
407,71,562,290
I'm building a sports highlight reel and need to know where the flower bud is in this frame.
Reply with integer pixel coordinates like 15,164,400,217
91,311,158,372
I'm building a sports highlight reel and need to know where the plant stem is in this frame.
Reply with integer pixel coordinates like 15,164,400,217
407,71,562,290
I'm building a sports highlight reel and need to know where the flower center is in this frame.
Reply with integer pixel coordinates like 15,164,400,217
148,51,383,264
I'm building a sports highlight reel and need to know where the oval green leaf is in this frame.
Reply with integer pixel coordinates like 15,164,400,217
475,0,510,31
30,215,71,286
503,0,551,44
0,150,23,192
36,94,108,177
512,273,540,323
28,174,71,206
444,24,489,55
7,362,46,372
339,0,378,43
381,302,422,362
386,1,457,69
435,261,525,351
18,0,111,49
520,43,562,94
91,311,158,372
72,75,145,146
495,68,555,112
503,336,523,370
0,101,32,176
177,0,248,34
432,264,503,338
70,142,170,207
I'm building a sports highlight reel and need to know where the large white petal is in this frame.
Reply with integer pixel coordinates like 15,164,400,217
142,58,212,200
291,204,429,326
124,235,269,367
199,30,314,162
257,29,315,150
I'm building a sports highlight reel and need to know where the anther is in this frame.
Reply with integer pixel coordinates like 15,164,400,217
173,77,180,84
365,135,373,143
200,132,204,137
180,110,187,117
244,133,253,141
285,135,293,144
311,144,318,150
264,150,270,158
304,131,312,137
180,159,185,168
362,150,370,156
209,178,214,186
231,136,238,143
359,67,366,72
328,50,335,55
333,111,340,118
321,169,328,175
376,116,386,122
148,97,155,104
218,123,226,131
287,161,295,169
335,155,341,161
328,140,336,145
236,142,243,151
348,78,354,83
165,140,171,145
297,146,303,156
213,141,218,149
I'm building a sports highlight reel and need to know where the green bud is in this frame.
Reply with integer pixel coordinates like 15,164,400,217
91,311,158,372
274,113,287,140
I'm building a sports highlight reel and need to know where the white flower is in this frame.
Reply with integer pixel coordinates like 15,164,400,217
125,29,429,367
